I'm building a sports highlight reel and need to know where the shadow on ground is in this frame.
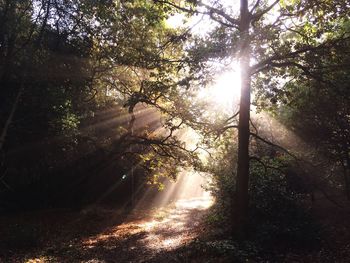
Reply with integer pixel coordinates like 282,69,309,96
0,196,212,262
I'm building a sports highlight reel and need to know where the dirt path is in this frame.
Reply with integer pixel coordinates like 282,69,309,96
1,172,213,263
78,196,212,263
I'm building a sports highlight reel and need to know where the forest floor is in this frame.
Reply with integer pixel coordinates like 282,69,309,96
0,172,218,263
1,182,350,262
0,197,213,263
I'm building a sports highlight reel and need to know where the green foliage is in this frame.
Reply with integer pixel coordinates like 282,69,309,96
0,0,198,210
0,0,231,214
206,137,320,257
266,29,350,195
249,158,320,250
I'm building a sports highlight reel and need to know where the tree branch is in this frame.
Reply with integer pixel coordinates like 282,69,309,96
155,0,239,28
250,132,299,160
250,156,286,175
198,1,239,28
250,0,261,14
251,36,350,74
251,0,279,23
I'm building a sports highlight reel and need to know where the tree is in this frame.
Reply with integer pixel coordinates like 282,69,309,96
0,0,198,209
153,0,350,229
273,34,350,199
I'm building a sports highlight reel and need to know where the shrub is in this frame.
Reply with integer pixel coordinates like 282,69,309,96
206,143,320,258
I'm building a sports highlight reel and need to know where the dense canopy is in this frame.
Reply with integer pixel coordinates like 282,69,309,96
0,0,350,262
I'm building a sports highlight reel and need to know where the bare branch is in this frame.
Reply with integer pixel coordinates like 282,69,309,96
250,0,261,13
155,0,197,14
212,124,239,141
249,119,258,134
224,111,240,124
256,60,338,88
155,0,239,28
208,12,237,28
250,132,299,160
251,0,279,23
198,1,239,28
251,36,350,74
250,156,286,175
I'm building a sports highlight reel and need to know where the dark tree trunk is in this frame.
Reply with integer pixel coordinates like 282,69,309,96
234,0,251,229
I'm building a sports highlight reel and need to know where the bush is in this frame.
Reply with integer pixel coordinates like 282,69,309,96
206,145,321,259
248,157,320,252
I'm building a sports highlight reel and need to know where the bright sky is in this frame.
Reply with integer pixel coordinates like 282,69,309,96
197,65,241,114
165,1,241,111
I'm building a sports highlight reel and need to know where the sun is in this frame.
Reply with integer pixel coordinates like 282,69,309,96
166,12,242,112
166,13,186,28
212,69,241,104
200,66,241,112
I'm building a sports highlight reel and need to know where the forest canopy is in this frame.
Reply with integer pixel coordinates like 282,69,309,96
1,0,350,262
0,0,349,236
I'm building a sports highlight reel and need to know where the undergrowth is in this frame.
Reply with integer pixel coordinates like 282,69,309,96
204,143,321,261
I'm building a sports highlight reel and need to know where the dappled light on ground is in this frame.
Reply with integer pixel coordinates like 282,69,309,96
75,170,213,261
140,195,213,250
2,170,213,262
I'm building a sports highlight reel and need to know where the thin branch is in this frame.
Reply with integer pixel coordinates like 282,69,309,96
158,15,204,55
224,111,240,124
249,119,258,134
208,12,237,28
132,135,198,155
198,1,239,28
83,88,98,102
161,119,184,143
251,36,350,74
251,0,279,23
250,156,286,175
250,132,299,160
155,0,239,28
213,124,239,141
257,60,337,88
221,125,239,132
155,0,197,14
250,0,261,13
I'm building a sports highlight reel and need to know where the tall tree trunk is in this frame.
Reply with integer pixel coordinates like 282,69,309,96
234,0,251,229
